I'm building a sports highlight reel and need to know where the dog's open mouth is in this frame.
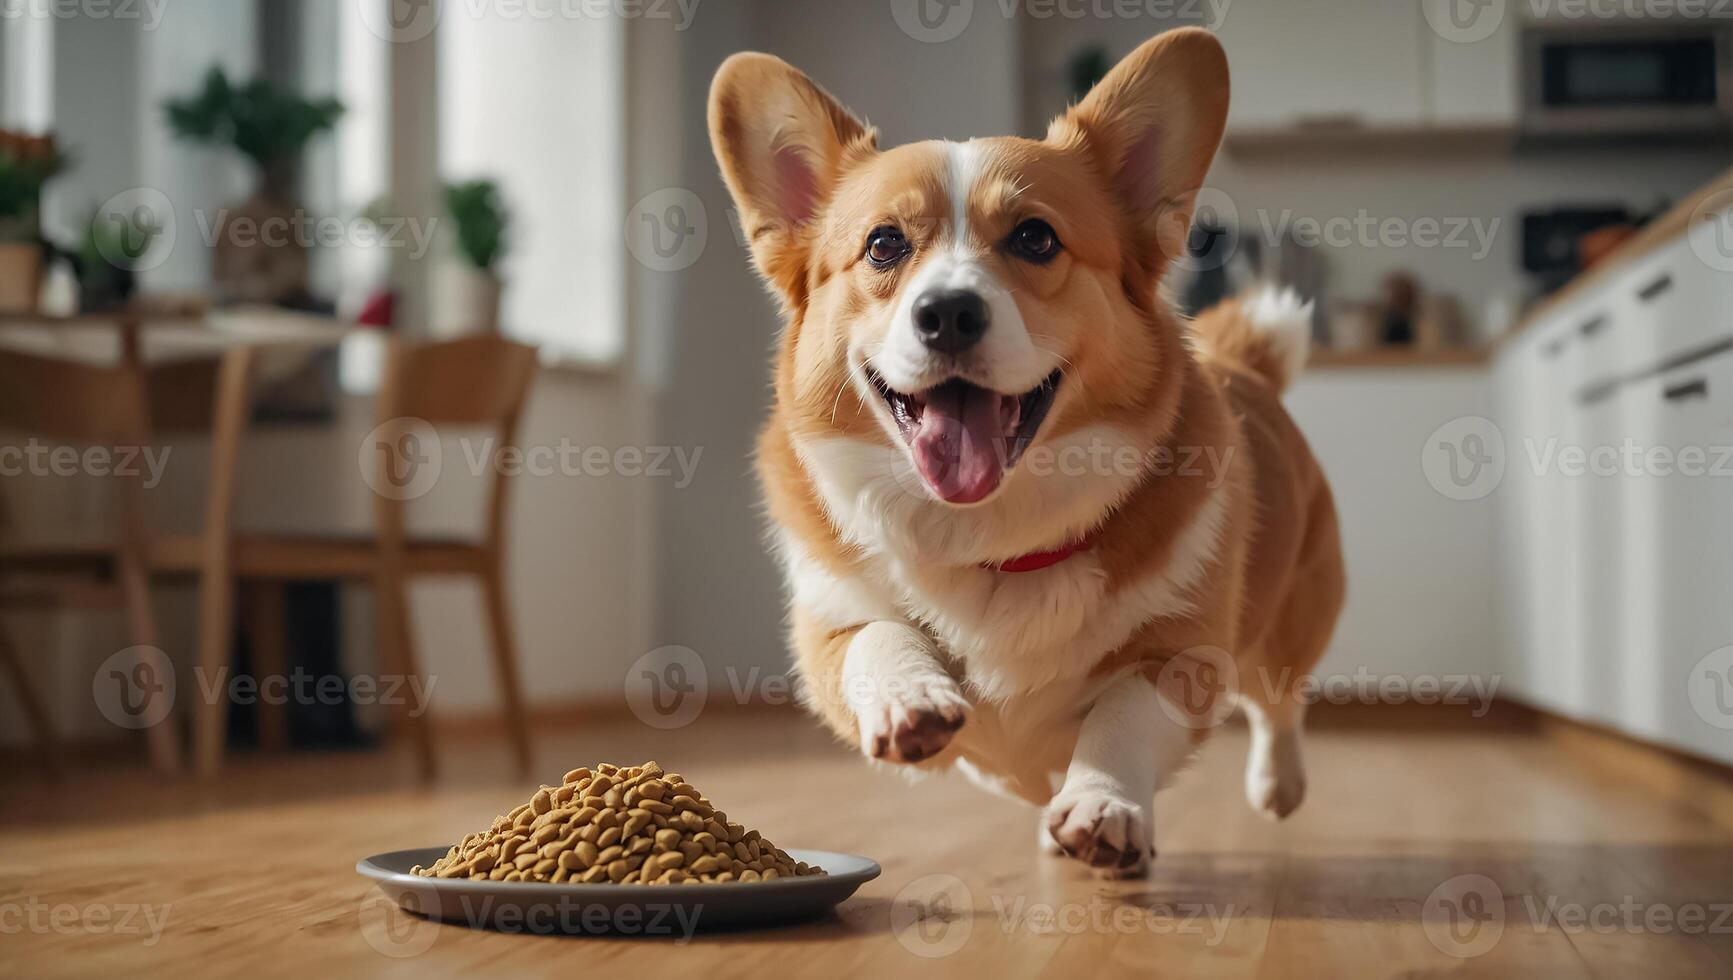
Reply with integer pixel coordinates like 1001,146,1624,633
866,368,1062,504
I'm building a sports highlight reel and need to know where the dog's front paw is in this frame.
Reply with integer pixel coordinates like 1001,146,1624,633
855,674,970,765
1044,787,1152,877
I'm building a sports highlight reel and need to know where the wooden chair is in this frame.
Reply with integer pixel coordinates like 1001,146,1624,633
193,334,540,779
0,347,226,773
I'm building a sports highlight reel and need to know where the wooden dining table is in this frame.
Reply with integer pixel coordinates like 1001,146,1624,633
0,305,362,773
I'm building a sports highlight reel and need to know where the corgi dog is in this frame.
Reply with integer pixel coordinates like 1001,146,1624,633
708,28,1344,875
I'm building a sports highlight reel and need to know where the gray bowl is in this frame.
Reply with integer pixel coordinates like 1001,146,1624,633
357,846,880,936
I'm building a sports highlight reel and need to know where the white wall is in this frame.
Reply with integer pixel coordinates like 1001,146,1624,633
1286,369,1499,685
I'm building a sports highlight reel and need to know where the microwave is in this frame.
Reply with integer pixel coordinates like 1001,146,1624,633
1522,22,1731,142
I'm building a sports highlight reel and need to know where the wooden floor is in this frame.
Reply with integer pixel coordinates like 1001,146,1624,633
1,708,1730,978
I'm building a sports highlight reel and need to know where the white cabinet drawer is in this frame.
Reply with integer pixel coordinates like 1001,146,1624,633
1619,235,1729,359
1617,343,1733,764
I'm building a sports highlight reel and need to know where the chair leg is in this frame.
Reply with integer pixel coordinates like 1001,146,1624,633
374,570,436,781
116,544,180,773
244,582,290,753
0,620,60,776
480,564,532,774
193,567,235,778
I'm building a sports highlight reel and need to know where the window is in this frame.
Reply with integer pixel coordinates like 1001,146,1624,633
438,5,626,364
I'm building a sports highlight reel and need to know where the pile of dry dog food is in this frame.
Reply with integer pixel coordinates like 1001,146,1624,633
411,761,824,885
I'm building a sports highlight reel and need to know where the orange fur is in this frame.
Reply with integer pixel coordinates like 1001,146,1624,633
710,29,1344,843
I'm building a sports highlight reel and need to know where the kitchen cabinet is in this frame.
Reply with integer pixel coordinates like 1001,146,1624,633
1615,236,1733,761
1420,0,1519,125
1216,0,1426,130
1494,221,1733,765
1218,0,1520,135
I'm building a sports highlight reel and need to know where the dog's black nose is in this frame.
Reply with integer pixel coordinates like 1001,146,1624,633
912,288,989,354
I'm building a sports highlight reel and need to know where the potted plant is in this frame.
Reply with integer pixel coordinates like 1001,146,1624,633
164,66,343,304
0,131,70,312
434,178,511,336
77,205,163,312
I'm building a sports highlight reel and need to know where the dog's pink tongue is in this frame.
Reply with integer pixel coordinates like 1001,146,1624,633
912,384,1006,504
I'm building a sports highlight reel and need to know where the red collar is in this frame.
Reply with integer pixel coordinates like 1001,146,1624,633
988,536,1094,573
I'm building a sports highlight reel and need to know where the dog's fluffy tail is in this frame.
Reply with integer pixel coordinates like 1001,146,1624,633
1189,284,1315,393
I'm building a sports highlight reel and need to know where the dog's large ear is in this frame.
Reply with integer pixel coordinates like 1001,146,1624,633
1050,28,1229,269
709,53,874,310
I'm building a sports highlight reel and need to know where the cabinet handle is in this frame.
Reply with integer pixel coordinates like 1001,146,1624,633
1662,377,1708,402
1637,273,1673,303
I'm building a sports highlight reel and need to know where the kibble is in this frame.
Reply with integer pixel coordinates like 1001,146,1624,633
410,761,825,885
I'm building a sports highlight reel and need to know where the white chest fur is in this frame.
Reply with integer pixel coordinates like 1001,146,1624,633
780,435,1229,699
779,432,1227,797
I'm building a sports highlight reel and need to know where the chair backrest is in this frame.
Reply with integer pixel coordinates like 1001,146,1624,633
378,333,540,427
369,333,540,552
0,348,151,444
0,346,225,552
0,348,223,443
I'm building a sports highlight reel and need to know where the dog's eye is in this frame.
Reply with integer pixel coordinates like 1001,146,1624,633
864,226,910,268
1008,219,1061,263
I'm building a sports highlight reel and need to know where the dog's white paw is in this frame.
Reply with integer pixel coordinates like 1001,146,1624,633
1044,786,1152,876
1035,813,1066,854
1246,731,1305,820
855,674,969,765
